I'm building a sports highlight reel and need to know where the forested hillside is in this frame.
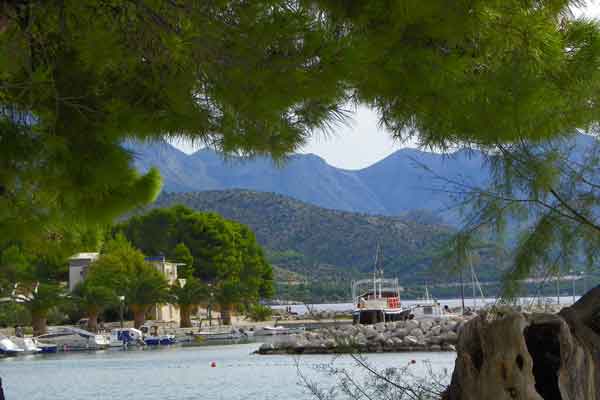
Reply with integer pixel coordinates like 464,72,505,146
151,190,505,293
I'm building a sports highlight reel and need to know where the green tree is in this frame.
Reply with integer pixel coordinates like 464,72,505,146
169,277,207,328
119,206,273,324
72,280,117,333
86,236,169,328
171,242,194,278
5,1,600,251
16,282,65,336
0,245,72,335
314,1,600,147
0,1,346,246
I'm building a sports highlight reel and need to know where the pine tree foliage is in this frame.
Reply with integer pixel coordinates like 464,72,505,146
313,0,600,148
86,235,169,314
4,0,600,260
440,134,600,297
0,0,346,244
117,205,274,307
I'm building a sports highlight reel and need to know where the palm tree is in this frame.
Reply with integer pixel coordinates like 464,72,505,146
216,279,243,326
125,264,170,328
14,282,64,336
72,280,117,332
85,236,170,329
169,277,207,328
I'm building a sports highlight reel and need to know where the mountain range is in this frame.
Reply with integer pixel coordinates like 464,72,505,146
127,141,491,224
128,134,596,224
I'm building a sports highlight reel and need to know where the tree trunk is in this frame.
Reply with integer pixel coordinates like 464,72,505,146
220,304,232,326
180,305,192,328
31,310,47,337
86,311,99,333
131,305,147,329
443,286,600,400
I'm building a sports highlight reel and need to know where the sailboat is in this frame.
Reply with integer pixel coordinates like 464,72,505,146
409,285,459,319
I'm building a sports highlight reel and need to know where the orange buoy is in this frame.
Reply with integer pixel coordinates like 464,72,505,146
210,361,217,368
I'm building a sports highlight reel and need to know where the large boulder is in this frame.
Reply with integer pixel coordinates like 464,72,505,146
404,335,419,345
393,328,408,338
427,335,442,345
420,320,434,332
374,322,386,331
410,328,424,338
405,320,419,331
365,327,378,339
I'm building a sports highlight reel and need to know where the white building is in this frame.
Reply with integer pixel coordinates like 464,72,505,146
68,253,181,324
146,256,181,324
68,253,100,291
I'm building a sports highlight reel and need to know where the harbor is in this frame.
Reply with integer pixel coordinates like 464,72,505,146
0,343,456,400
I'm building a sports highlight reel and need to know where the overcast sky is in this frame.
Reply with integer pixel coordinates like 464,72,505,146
173,2,600,170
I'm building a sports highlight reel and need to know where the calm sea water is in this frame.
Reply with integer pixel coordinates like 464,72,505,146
0,343,455,400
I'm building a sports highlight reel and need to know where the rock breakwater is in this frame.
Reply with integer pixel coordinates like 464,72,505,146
257,317,467,354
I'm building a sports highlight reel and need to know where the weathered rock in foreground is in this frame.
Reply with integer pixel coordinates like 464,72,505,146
443,286,600,400
257,317,466,354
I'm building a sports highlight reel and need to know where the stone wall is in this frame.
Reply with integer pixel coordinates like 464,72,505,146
258,317,467,354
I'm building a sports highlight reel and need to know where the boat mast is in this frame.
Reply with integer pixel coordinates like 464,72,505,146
471,261,476,309
373,245,378,299
459,268,465,313
469,251,485,309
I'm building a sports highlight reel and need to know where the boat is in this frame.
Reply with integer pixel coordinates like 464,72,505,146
109,328,145,347
408,287,459,320
143,334,176,346
140,324,176,346
0,335,24,356
33,339,58,353
194,328,246,341
10,337,41,354
254,325,305,336
35,327,110,351
351,245,409,325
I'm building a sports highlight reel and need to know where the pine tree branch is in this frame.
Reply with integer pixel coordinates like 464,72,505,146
548,188,600,233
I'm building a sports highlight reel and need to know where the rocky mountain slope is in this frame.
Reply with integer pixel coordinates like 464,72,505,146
151,190,500,285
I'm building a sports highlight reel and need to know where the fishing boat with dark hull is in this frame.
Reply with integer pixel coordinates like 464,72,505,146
351,277,410,324
351,245,410,325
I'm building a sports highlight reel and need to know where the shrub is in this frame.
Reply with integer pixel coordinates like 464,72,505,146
247,304,273,321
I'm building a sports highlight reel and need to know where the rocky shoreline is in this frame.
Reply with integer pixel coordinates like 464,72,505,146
257,317,466,354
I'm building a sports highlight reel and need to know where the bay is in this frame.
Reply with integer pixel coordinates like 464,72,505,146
0,343,455,400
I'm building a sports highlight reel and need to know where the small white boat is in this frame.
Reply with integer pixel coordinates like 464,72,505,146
0,335,23,356
33,339,58,353
408,287,460,320
195,328,246,341
35,327,110,351
254,325,305,336
10,337,41,354
109,328,144,347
